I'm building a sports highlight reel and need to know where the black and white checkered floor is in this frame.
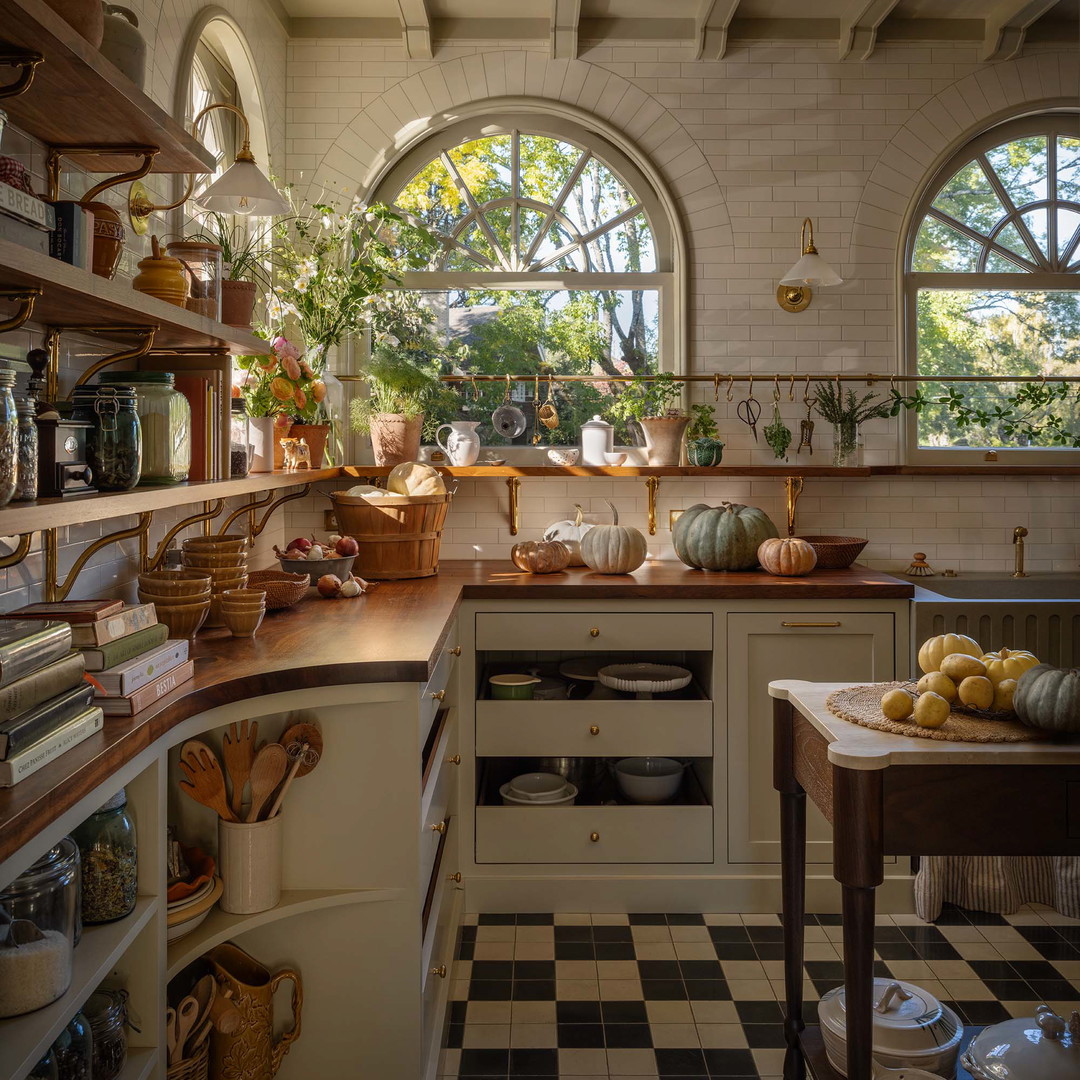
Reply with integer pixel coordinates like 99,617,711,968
438,904,1080,1079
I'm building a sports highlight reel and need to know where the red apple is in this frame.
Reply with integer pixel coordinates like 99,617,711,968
317,574,342,598
287,537,313,554
334,536,359,557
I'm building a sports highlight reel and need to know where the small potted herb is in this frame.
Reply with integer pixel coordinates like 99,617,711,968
186,212,274,329
685,404,725,466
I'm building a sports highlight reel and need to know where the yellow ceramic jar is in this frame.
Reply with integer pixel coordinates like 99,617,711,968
132,235,187,307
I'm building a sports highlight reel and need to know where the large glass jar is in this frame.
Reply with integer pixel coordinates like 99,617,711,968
84,988,127,1079
52,1010,93,1080
166,241,223,321
99,372,190,484
0,369,17,507
14,396,38,501
230,398,250,477
71,788,137,924
71,386,142,492
29,1051,59,1080
0,838,80,1017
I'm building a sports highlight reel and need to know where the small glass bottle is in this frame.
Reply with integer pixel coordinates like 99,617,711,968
14,396,38,501
83,988,127,1080
99,372,190,484
52,1010,93,1080
72,386,142,492
71,788,137,924
230,398,251,477
0,369,17,507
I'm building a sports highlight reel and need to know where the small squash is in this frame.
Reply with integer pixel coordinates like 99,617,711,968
672,501,779,571
757,537,817,577
917,632,983,675
979,647,1041,687
580,500,647,575
1014,663,1080,734
386,461,446,496
511,539,572,575
543,504,594,566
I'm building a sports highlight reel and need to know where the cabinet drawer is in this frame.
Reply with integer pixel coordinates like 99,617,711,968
475,612,711,653
475,805,712,864
422,824,462,1072
476,699,712,758
421,717,458,890
419,635,460,743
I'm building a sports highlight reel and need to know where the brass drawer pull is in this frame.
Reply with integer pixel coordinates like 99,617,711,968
589,627,600,637
447,872,462,883
446,754,462,765
589,725,600,736
590,831,600,842
450,645,462,656
431,820,447,833
430,965,447,978
429,689,446,701
780,621,842,628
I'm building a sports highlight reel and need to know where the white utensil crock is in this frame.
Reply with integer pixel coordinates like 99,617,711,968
219,814,283,914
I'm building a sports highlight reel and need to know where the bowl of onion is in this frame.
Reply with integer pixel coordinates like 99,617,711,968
274,535,359,584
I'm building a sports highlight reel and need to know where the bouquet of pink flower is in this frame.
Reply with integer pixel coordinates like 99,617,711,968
237,336,327,421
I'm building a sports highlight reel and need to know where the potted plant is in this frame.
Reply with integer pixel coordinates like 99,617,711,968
185,212,274,329
607,373,687,465
814,381,891,467
686,404,725,466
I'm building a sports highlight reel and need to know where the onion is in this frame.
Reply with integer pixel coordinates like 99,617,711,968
317,574,342,598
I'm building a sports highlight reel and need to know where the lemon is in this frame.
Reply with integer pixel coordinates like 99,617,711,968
993,678,1018,713
881,688,914,720
917,671,957,703
914,691,951,729
940,653,987,682
958,675,994,710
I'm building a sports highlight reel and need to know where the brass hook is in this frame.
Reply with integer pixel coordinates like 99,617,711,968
713,373,720,402
788,374,795,401
726,375,734,403
503,373,512,402
470,374,478,400
773,374,781,401
803,373,812,405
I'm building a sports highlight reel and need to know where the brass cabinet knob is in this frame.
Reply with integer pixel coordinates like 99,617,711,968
450,645,462,656
430,965,447,978
446,754,462,765
590,831,600,842
431,820,447,833
589,627,600,637
589,725,600,736
447,872,462,883
430,689,446,701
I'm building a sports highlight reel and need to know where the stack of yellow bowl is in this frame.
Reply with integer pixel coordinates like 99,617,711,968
219,589,267,638
137,569,213,639
180,534,249,628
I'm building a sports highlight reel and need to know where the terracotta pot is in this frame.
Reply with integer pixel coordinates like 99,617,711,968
369,412,422,466
43,0,103,44
83,201,124,279
639,415,690,466
221,279,257,329
207,942,302,1080
288,423,330,468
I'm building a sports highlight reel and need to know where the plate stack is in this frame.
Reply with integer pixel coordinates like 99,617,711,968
499,772,578,806
166,876,223,942
180,535,249,628
137,569,213,639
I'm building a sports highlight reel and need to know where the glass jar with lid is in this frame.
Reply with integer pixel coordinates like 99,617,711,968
230,398,251,477
14,396,38,501
52,1010,93,1080
71,788,137,924
98,372,190,484
84,987,128,1080
0,369,17,507
0,837,80,1018
166,241,223,321
71,386,142,492
28,1051,58,1079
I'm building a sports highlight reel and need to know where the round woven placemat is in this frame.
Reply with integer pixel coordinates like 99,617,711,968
826,682,1045,743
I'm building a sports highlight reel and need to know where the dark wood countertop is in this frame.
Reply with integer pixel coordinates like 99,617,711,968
0,562,911,866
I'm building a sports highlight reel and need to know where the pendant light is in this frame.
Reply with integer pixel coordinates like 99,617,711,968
777,217,843,312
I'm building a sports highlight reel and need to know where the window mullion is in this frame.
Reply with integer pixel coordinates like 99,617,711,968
978,153,1049,269
531,205,642,273
926,208,1040,272
521,151,592,268
441,151,513,271
1048,136,1059,269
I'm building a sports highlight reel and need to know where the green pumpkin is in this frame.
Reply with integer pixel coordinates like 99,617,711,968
1014,664,1080,734
672,501,779,571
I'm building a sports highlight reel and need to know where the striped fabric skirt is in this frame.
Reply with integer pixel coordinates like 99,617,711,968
915,856,1080,920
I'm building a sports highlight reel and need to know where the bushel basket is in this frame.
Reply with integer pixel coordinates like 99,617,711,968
329,490,452,580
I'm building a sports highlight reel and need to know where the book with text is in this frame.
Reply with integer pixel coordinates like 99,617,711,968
0,621,73,688
94,639,188,697
80,623,169,672
0,682,95,758
97,659,195,717
69,604,158,647
0,652,86,725
0,706,104,787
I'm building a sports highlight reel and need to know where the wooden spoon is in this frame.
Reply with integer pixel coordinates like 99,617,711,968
246,742,289,822
266,723,324,819
221,720,260,818
173,995,200,1063
166,1006,177,1065
182,974,215,1058
178,741,236,822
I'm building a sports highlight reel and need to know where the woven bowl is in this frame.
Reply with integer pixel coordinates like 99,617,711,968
154,600,210,639
181,551,248,568
246,569,310,610
138,569,212,595
181,534,248,553
796,535,868,569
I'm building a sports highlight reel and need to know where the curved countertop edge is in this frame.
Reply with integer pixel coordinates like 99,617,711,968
0,561,911,868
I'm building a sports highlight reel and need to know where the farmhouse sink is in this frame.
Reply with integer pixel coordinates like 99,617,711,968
914,573,1080,601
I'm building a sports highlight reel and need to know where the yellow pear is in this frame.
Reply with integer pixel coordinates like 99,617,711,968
917,671,957,703
917,633,982,674
993,678,1018,713
958,675,994,710
914,691,951,729
939,653,987,682
881,688,914,720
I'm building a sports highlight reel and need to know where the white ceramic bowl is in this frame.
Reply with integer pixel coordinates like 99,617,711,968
547,448,580,466
500,780,578,806
603,452,628,466
508,773,571,801
614,757,685,804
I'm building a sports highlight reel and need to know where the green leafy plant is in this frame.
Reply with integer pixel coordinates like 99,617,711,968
185,212,274,286
686,403,719,441
349,343,451,436
764,403,792,460
814,381,892,464
606,373,685,424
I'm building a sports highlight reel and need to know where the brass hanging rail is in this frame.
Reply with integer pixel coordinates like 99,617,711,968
432,373,1080,385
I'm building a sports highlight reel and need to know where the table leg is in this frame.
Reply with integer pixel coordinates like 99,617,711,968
842,885,876,1080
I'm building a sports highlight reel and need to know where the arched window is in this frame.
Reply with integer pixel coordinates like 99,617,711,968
905,114,1080,460
375,116,680,447
190,38,239,202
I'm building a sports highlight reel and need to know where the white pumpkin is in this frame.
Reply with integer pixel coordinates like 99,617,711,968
543,504,594,566
580,500,647,575
344,484,385,497
387,461,446,496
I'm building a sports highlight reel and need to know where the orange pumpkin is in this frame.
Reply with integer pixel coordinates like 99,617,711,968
757,537,817,577
511,539,571,575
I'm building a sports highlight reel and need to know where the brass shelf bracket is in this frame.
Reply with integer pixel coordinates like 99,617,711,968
44,512,152,602
785,476,805,537
0,49,44,99
645,476,660,535
142,500,224,571
506,476,521,536
0,288,40,334
45,326,158,396
250,485,312,540
0,533,33,569
46,145,158,204
220,491,275,537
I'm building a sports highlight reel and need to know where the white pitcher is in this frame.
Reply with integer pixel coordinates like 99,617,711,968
435,421,481,466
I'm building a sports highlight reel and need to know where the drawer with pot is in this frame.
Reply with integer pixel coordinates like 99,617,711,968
475,612,711,653
422,710,458,889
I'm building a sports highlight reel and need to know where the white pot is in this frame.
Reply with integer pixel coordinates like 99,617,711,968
218,814,283,914
961,1005,1079,1080
249,416,277,473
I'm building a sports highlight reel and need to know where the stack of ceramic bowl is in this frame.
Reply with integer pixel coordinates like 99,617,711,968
219,589,267,639
180,534,249,628
137,569,213,639
499,772,578,806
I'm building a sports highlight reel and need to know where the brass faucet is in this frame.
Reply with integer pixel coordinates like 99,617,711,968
1012,526,1028,578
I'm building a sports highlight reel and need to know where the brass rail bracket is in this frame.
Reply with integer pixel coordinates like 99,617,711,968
645,476,660,535
250,485,312,539
0,288,40,334
220,492,275,537
142,501,224,571
44,513,152,602
46,145,158,203
0,49,44,99
785,476,805,537
45,326,158,398
0,533,32,569
506,476,521,536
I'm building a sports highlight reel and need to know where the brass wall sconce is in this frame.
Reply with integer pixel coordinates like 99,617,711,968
776,217,843,312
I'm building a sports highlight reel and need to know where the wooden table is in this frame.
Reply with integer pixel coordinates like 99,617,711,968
770,680,1080,1080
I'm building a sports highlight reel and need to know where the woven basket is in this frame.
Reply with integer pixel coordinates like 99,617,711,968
247,569,310,610
167,1038,208,1080
330,491,451,580
796,534,868,569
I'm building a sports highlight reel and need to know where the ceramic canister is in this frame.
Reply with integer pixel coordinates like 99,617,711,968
580,414,614,466
100,4,146,87
218,814,282,914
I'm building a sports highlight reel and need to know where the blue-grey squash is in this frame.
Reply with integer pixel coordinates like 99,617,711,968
672,501,779,571
1014,664,1080,734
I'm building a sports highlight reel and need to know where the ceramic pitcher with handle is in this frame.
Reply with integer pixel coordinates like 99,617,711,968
206,942,302,1080
435,420,481,466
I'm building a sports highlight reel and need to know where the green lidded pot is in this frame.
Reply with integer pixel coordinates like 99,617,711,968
489,674,541,700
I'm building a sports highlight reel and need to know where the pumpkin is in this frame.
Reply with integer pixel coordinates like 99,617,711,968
979,647,1041,687
1014,664,1080,734
672,501,779,571
386,461,446,496
757,537,817,577
917,632,983,675
580,500,647,575
511,539,571,575
543,504,594,566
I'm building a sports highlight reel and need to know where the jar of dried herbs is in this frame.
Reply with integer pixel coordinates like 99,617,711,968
71,789,137,924
52,1010,92,1080
84,987,128,1079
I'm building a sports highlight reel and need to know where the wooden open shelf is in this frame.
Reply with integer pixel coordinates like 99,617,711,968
0,0,213,174
357,465,874,477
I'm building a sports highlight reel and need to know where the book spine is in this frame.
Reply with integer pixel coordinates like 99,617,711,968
95,640,188,696
80,623,169,672
0,653,86,725
70,605,158,647
0,683,95,759
98,660,194,716
0,624,74,688
48,201,80,265
0,707,104,788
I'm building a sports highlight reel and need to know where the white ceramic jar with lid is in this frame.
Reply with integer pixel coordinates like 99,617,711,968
580,414,613,466
961,1004,1079,1080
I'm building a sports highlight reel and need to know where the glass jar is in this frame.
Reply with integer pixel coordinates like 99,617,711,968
0,369,17,507
29,1051,59,1080
14,396,38,501
230,398,251,477
52,1010,93,1080
71,386,142,492
84,988,127,1079
0,838,80,1017
71,788,137,924
832,419,863,468
166,241,223,321
99,372,190,484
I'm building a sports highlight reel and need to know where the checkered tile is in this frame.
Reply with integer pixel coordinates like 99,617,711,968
438,904,1080,1079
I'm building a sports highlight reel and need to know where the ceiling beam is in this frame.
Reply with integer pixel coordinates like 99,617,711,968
396,0,432,59
982,0,1058,61
838,0,901,61
551,0,581,59
694,0,741,60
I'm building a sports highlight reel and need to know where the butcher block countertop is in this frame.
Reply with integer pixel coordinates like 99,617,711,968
0,562,911,866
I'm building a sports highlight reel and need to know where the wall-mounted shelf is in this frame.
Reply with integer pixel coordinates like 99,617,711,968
0,0,213,174
356,465,874,477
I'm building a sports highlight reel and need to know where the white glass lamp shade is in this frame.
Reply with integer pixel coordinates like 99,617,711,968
779,252,843,288
193,158,290,217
